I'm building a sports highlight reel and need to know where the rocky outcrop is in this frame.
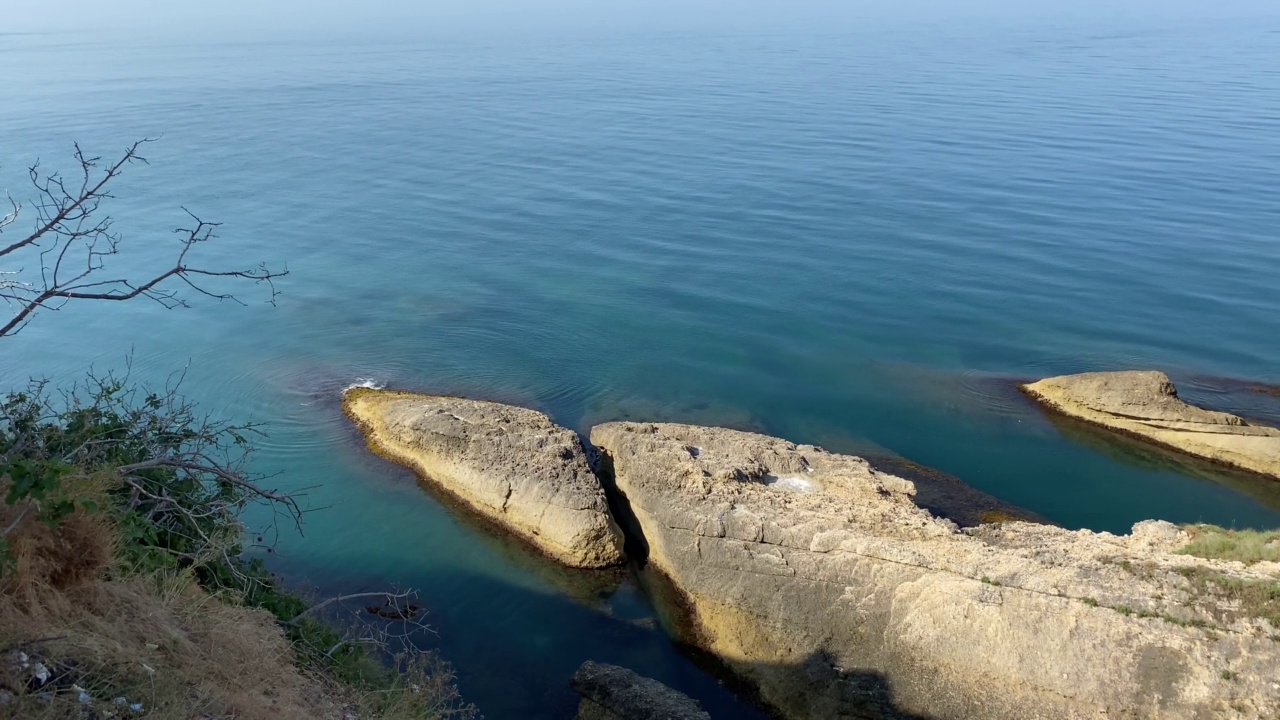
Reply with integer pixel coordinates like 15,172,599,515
344,388,624,568
1023,371,1280,480
570,661,711,720
591,421,1280,720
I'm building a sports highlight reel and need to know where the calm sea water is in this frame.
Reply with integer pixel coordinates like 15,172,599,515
2,15,1279,718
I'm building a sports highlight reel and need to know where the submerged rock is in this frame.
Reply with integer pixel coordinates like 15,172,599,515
344,388,624,568
570,661,710,720
590,421,1280,720
1023,370,1280,481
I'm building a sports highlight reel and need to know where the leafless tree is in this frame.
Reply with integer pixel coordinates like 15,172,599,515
0,139,285,338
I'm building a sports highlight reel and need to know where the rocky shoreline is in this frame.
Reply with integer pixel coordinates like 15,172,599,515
345,383,1280,720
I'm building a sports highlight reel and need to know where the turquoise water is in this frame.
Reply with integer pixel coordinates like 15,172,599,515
3,15,1280,718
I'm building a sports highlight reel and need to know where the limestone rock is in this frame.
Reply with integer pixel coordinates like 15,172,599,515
344,388,624,568
1023,370,1280,480
570,661,710,720
591,421,1280,720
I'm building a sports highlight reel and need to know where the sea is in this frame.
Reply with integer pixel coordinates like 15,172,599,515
2,12,1278,717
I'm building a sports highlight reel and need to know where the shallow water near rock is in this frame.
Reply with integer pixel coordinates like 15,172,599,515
2,13,1280,718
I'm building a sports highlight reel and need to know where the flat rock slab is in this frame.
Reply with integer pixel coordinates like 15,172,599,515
344,388,624,568
1023,370,1280,480
571,661,710,720
591,421,1280,720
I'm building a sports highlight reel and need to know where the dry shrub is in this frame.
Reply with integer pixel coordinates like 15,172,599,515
3,506,114,595
0,474,116,597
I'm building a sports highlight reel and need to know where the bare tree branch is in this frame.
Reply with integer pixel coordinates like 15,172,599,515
0,141,286,338
118,456,302,529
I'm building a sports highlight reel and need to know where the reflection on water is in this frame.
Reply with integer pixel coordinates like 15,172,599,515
1040,410,1280,519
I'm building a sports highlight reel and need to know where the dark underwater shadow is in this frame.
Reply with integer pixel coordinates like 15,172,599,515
866,453,1050,527
297,560,775,719
310,560,940,720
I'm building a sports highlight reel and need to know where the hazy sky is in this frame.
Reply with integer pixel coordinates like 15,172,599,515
7,0,1277,37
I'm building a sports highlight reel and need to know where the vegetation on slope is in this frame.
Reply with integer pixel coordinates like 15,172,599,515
0,376,476,719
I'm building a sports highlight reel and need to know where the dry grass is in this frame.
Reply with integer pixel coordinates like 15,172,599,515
1,473,116,594
0,573,347,719
0,481,473,720
0,482,343,720
1178,524,1280,565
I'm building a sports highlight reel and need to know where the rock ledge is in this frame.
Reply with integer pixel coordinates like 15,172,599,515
1023,370,1280,480
344,388,624,568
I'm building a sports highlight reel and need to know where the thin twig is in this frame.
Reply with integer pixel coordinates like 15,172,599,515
285,591,416,626
0,503,32,539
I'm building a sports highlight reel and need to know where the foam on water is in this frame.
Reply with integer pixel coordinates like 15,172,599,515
342,378,386,393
